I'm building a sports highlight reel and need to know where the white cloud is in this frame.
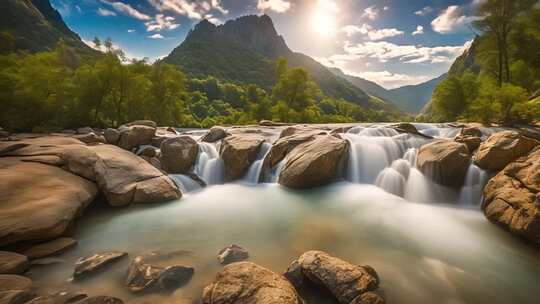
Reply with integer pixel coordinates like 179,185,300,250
101,1,151,20
257,0,291,13
353,71,431,89
204,14,221,25
145,14,180,31
97,8,116,16
148,33,165,39
412,25,424,36
362,6,379,20
431,5,478,34
342,24,404,41
414,6,433,16
148,0,228,19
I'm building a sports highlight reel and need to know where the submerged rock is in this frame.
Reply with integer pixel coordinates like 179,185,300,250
217,244,249,265
200,126,229,143
0,252,28,275
160,136,198,174
73,251,128,279
125,254,194,292
417,140,471,187
279,135,348,189
284,251,382,304
474,131,539,171
22,238,77,260
202,262,302,304
483,147,540,243
220,135,264,180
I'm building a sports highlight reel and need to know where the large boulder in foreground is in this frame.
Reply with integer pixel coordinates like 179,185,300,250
284,251,383,304
220,135,264,180
0,158,97,247
0,252,28,275
202,262,301,304
473,131,539,171
482,147,540,243
417,140,470,187
278,135,348,189
160,136,198,174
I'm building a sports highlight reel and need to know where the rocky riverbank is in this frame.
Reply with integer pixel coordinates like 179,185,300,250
1,120,539,303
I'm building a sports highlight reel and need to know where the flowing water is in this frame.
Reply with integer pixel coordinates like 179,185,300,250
27,124,540,304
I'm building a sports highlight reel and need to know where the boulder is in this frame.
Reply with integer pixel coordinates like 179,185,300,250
76,127,94,134
0,275,34,304
22,238,77,260
278,135,349,189
220,135,264,180
284,251,381,304
217,244,249,265
473,131,539,171
104,128,120,145
461,127,483,138
123,120,157,128
0,252,28,275
137,146,159,158
117,125,156,151
202,262,301,304
455,135,482,152
77,296,124,304
263,131,321,170
160,136,198,174
279,125,326,138
0,158,97,247
200,126,229,143
482,147,540,243
73,251,128,279
125,254,194,292
74,133,106,144
25,292,87,304
392,123,432,138
417,140,471,187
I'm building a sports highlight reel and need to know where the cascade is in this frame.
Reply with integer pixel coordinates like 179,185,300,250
242,142,272,184
458,164,489,205
194,142,225,185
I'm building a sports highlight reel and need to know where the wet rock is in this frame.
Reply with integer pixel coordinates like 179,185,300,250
482,147,540,243
74,133,106,144
77,127,94,134
76,296,124,304
22,238,77,260
25,292,87,304
284,251,381,304
0,290,35,304
137,146,159,158
160,136,198,174
117,124,156,151
217,244,249,265
0,157,97,247
392,123,432,138
461,127,483,138
473,131,539,171
220,135,264,180
104,128,120,145
0,252,28,275
125,255,194,292
202,262,301,304
0,275,34,304
73,251,128,279
455,135,482,152
350,292,386,304
417,140,471,187
263,131,320,170
200,126,229,143
278,135,349,189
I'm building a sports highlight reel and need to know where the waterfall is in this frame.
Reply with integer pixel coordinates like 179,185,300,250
375,167,406,196
242,142,272,184
194,142,224,185
458,164,489,205
169,174,202,193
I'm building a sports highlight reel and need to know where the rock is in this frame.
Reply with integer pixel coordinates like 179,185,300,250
217,244,249,265
0,290,35,304
278,135,348,189
104,128,120,145
461,127,483,138
0,158,98,247
76,296,124,304
392,123,432,138
25,292,87,304
117,125,156,151
473,131,539,171
482,147,540,243
455,135,482,152
73,251,128,279
417,140,471,187
350,292,386,304
279,126,325,138
284,251,381,304
74,133,106,144
200,126,229,143
137,146,159,158
0,252,28,275
0,127,10,138
125,255,194,292
159,136,198,174
263,131,320,170
202,262,301,304
123,120,157,128
220,135,264,180
77,127,94,134
22,238,77,260
0,275,34,303
259,120,288,126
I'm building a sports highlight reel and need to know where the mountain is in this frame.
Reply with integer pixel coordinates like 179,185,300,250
0,0,94,54
329,68,446,113
164,15,392,110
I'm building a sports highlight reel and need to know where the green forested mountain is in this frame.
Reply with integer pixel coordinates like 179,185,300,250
330,67,446,113
163,15,392,110
0,0,94,54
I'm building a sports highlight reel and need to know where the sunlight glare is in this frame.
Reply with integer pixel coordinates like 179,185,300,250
312,10,336,37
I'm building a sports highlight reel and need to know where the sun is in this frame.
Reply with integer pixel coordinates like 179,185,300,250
311,11,336,37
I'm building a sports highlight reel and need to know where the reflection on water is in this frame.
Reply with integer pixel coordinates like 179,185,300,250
28,183,539,304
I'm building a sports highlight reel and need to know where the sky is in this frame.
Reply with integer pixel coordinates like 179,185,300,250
51,0,482,89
